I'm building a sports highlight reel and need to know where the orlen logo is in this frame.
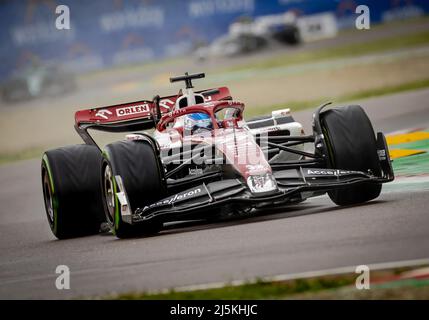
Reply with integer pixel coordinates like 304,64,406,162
116,104,150,117
159,98,174,111
95,109,112,120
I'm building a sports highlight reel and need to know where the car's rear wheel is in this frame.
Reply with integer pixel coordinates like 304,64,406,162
41,145,105,239
274,26,301,45
320,105,382,205
102,139,166,238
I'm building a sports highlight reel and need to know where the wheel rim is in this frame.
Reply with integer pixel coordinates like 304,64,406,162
43,170,54,224
103,164,115,222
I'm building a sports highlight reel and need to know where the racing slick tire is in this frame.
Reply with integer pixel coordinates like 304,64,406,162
320,105,382,206
41,145,105,239
102,139,166,238
273,26,301,45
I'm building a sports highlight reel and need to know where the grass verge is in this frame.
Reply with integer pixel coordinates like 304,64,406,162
110,276,356,300
227,30,429,72
106,265,429,300
0,147,45,166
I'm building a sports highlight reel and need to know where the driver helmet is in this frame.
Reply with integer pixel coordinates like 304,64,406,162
184,113,212,133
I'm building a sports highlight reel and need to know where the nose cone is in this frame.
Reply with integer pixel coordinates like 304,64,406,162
247,173,278,195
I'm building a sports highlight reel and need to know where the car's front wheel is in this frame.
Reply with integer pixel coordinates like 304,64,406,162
101,139,166,238
320,105,382,206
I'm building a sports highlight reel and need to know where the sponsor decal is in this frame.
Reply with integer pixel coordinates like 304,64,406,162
189,168,203,175
272,109,291,117
228,100,237,106
95,109,112,120
172,108,188,117
306,169,354,176
246,164,267,173
116,104,150,117
377,149,387,161
247,174,277,194
100,6,164,32
160,98,174,111
251,175,265,189
141,187,204,212
264,126,281,132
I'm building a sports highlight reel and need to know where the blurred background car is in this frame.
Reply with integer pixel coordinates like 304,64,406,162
234,11,301,45
195,11,301,60
1,63,76,103
195,32,268,60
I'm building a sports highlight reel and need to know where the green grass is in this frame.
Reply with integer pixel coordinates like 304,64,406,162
106,265,429,300
109,276,356,300
245,78,429,118
227,30,429,72
291,283,429,300
0,147,45,166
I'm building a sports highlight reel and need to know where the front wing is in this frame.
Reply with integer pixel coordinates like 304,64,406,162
118,166,392,225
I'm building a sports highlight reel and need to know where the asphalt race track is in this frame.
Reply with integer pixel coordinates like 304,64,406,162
0,89,429,299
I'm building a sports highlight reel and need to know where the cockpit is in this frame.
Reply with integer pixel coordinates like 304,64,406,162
159,72,243,135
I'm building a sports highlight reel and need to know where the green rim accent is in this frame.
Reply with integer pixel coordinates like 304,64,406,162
42,154,55,193
322,125,335,168
102,151,120,234
42,154,59,234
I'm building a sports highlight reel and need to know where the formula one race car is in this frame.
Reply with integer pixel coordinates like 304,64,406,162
41,72,394,239
2,64,76,103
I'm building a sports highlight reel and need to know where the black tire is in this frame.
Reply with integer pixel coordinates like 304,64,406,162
320,105,382,206
287,26,301,45
102,139,166,238
41,145,105,239
274,26,301,45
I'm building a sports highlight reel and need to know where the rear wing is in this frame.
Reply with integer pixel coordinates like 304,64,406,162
74,87,232,146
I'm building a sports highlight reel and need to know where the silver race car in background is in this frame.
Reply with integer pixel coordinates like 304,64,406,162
195,12,300,60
